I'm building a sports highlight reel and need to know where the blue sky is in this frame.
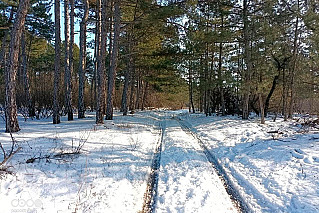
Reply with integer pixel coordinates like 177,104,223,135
50,1,94,55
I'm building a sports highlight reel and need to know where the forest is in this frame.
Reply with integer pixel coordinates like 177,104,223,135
1,0,318,133
1,1,319,212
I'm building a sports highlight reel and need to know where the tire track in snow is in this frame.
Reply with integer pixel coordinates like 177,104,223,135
176,118,251,213
142,121,165,213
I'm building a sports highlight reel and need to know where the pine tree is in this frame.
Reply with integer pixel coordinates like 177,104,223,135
78,0,89,119
106,0,121,120
53,0,61,124
5,0,30,132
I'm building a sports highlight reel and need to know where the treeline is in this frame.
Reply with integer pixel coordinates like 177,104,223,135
1,0,186,132
1,0,319,132
179,0,319,123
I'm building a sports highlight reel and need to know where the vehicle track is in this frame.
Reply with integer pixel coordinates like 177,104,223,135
141,121,165,213
176,118,251,213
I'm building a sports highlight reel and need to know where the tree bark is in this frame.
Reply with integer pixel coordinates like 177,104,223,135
242,0,251,119
129,68,135,111
218,40,225,116
121,42,131,115
0,8,14,71
264,75,279,116
5,0,30,132
92,1,100,112
282,67,287,121
135,74,141,110
259,93,265,124
78,0,89,119
53,0,61,124
288,0,300,119
121,0,137,116
64,0,73,120
21,30,34,117
67,0,74,120
141,81,148,111
188,59,195,113
96,0,107,124
105,0,121,120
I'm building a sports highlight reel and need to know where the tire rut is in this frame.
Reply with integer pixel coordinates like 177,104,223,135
141,121,165,213
176,118,251,213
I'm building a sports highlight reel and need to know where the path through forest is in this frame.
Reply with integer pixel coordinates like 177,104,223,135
1,110,319,212
150,117,238,212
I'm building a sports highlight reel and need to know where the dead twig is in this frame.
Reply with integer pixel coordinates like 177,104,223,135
0,113,22,169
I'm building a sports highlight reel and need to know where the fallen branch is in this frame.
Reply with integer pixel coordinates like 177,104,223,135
267,130,283,134
26,151,81,164
0,114,22,168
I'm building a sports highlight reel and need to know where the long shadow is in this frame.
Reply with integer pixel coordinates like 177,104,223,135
179,115,319,212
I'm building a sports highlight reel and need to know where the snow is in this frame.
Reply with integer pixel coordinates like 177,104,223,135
155,118,236,213
0,112,160,213
180,113,319,213
1,110,319,213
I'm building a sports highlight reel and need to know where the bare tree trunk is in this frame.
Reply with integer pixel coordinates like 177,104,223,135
204,44,208,116
242,0,251,119
105,8,113,114
264,75,279,116
21,30,34,117
5,0,30,132
288,1,299,119
78,0,89,119
64,0,69,114
121,42,131,115
188,60,195,113
121,0,137,116
129,69,135,111
53,0,61,124
96,0,107,123
218,40,225,116
64,0,73,120
67,0,75,120
282,67,288,121
105,0,121,120
92,2,99,112
92,27,98,112
259,93,265,124
135,74,141,110
141,81,148,111
0,8,14,72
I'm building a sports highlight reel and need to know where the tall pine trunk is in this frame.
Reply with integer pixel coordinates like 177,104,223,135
0,8,14,72
218,41,225,116
288,0,299,119
105,0,121,120
141,82,148,111
121,40,131,115
78,0,89,118
53,0,61,124
5,0,30,132
64,0,73,120
67,0,74,120
96,0,107,123
282,68,288,121
21,30,34,117
259,93,265,124
242,0,251,119
92,2,100,112
188,59,195,113
129,69,135,111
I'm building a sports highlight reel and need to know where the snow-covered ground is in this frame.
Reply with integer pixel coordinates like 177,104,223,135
1,110,318,213
0,112,160,213
155,118,236,213
180,113,319,213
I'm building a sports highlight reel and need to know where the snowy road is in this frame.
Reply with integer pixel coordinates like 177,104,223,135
152,118,238,213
